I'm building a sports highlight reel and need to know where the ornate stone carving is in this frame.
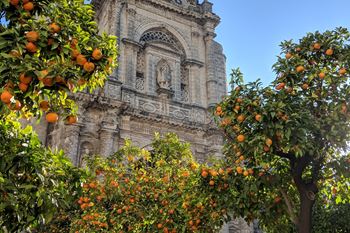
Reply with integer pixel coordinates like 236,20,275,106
156,60,172,89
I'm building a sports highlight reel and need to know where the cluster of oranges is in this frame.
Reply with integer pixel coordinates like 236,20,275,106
276,43,347,93
9,0,34,11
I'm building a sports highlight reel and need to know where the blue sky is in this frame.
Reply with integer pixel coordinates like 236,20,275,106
210,0,350,85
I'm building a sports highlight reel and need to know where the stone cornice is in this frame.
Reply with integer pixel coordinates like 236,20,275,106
124,108,209,132
183,59,204,67
72,92,127,112
137,0,220,26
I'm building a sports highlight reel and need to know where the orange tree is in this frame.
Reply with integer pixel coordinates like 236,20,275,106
44,133,238,233
215,28,350,233
0,116,86,232
0,0,117,122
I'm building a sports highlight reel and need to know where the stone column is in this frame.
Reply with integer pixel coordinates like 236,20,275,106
62,124,81,166
205,31,218,107
185,60,204,106
99,128,117,157
122,39,141,88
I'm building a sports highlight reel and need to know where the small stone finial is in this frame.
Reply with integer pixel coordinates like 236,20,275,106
201,0,213,13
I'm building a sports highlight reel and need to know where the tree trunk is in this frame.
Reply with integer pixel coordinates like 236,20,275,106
297,188,316,233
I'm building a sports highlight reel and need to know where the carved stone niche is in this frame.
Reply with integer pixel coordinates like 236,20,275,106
78,141,95,167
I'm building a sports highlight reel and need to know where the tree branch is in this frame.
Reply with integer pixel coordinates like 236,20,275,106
280,188,298,225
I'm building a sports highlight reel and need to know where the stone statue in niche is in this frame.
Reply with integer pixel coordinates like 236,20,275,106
156,61,171,89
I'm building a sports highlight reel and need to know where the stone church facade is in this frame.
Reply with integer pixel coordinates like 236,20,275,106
30,0,254,232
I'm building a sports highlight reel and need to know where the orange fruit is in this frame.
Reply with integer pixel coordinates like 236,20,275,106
263,146,270,152
237,114,245,123
237,134,245,142
77,79,86,86
339,68,347,75
157,223,163,229
26,31,39,42
236,166,243,174
117,209,122,214
39,101,50,111
25,42,37,53
49,23,61,33
42,77,54,87
19,73,32,84
313,43,321,50
55,76,65,84
296,47,301,52
248,168,254,175
10,0,20,6
66,115,78,124
18,82,28,92
83,62,95,73
71,49,80,59
209,169,218,177
275,82,285,90
296,65,305,73
209,180,215,186
236,98,243,103
76,54,87,66
243,170,249,177
318,72,326,79
302,83,309,90
92,48,103,60
255,114,262,121
265,138,273,147
1,90,13,104
325,49,333,56
46,112,59,123
239,155,244,161
234,105,240,111
8,100,22,111
23,2,34,11
201,170,208,178
285,53,292,59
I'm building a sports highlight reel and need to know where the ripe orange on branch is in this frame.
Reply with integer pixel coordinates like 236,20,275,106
9,0,19,6
92,49,103,60
255,114,262,121
18,83,28,92
26,31,39,42
46,112,59,123
19,74,32,84
275,82,285,90
49,23,61,33
318,72,326,79
76,54,87,66
325,48,334,56
237,134,245,143
339,68,347,75
313,43,321,50
39,101,50,111
26,42,37,53
296,65,305,73
84,62,95,73
1,90,13,104
23,2,34,11
285,53,292,59
236,166,243,174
